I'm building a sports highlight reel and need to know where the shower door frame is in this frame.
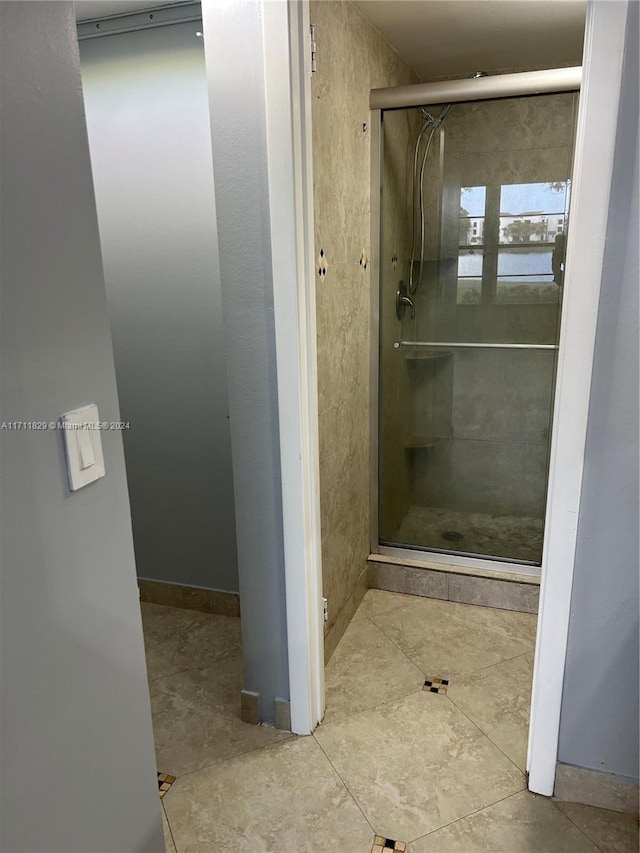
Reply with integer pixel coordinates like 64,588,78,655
369,66,582,574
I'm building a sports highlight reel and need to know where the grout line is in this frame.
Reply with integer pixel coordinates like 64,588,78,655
367,612,535,682
356,612,424,671
449,647,536,681
366,588,539,623
406,786,528,845
144,646,244,684
162,731,296,785
361,610,421,660
361,593,420,620
443,694,526,776
321,685,425,727
162,801,179,853
312,732,377,836
146,657,244,683
146,666,191,685
550,800,614,853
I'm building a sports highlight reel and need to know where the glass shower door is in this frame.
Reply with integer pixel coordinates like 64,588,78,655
378,91,578,565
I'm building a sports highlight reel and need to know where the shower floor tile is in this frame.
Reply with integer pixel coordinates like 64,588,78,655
392,504,543,563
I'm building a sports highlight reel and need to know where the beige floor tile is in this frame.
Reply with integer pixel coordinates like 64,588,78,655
446,652,534,771
149,659,291,777
162,805,177,853
358,588,419,619
141,603,242,682
163,736,374,852
324,617,424,722
314,691,525,841
408,790,600,852
555,800,640,853
369,596,537,680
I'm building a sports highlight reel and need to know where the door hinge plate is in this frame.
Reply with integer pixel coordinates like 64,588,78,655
310,23,317,74
322,596,328,627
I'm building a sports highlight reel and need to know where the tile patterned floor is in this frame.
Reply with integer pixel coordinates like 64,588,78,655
144,594,639,853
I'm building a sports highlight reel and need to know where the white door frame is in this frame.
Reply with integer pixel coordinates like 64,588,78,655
527,0,630,794
262,0,325,734
263,0,630,779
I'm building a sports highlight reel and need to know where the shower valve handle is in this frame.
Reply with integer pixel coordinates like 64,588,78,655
396,281,416,320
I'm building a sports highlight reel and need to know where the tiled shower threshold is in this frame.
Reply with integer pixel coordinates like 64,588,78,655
369,551,540,614
374,548,541,582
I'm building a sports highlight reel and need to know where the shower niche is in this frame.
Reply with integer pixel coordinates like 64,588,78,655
375,75,579,567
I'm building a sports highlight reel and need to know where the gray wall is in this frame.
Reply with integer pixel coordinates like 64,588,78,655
0,3,164,851
202,0,290,722
558,0,639,781
80,21,239,593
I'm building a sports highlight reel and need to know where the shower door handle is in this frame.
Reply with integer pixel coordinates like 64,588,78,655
396,281,416,320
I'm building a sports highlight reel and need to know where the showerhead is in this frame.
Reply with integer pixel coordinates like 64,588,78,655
420,103,452,129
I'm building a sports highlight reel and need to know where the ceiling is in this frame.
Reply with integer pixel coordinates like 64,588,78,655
75,0,587,82
353,0,586,81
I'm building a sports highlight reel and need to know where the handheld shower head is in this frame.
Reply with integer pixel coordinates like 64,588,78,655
437,103,453,123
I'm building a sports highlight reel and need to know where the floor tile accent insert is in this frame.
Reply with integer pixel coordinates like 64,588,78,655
423,676,449,695
157,772,176,799
372,837,406,852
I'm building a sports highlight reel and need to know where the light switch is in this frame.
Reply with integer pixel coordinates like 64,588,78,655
77,428,96,470
60,404,105,491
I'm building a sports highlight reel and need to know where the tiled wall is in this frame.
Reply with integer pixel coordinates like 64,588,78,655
310,0,417,653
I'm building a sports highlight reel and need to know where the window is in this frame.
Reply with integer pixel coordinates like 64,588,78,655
457,186,486,304
457,181,570,305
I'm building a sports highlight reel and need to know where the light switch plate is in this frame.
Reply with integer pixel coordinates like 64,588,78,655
61,404,105,491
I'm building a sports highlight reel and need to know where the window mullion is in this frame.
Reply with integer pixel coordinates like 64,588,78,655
481,185,501,305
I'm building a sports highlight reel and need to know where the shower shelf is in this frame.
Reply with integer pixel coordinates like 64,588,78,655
404,434,450,449
405,349,452,361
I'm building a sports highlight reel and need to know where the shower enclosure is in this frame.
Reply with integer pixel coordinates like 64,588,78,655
371,69,580,570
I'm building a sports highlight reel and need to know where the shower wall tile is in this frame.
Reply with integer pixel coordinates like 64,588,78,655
450,349,556,445
315,263,370,416
311,0,417,650
443,92,577,156
413,437,549,517
324,566,369,664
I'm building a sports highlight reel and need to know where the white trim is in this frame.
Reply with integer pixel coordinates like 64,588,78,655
527,0,629,795
261,0,324,735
